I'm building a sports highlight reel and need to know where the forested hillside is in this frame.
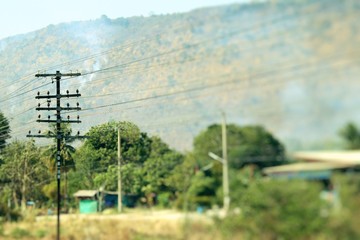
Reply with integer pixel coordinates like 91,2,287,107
1,0,359,151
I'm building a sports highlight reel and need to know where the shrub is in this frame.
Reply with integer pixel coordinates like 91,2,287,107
324,173,360,239
11,227,31,239
0,204,21,222
35,229,48,238
157,192,171,208
220,179,327,239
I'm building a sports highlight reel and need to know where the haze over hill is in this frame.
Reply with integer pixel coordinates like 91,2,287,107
1,0,359,151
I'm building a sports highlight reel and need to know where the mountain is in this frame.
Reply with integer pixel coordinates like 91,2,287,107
1,0,360,151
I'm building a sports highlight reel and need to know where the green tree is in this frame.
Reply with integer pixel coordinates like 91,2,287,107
41,123,76,203
0,111,11,150
42,123,76,173
0,185,21,221
75,121,183,206
0,140,48,212
177,124,286,210
194,124,285,169
73,121,152,196
166,153,217,209
142,137,183,195
339,122,360,149
82,121,150,167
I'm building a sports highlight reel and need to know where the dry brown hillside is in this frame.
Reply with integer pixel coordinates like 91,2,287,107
0,0,359,151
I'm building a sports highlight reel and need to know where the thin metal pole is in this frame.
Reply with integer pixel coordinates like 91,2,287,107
117,127,122,212
55,71,61,240
221,111,230,214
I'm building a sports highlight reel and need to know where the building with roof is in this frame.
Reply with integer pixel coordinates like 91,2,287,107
73,190,99,214
263,150,360,179
262,151,360,208
73,190,138,213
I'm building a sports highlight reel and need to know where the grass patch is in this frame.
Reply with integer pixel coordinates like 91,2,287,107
35,229,48,238
10,227,31,239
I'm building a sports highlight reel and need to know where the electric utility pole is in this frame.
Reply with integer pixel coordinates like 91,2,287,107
117,127,123,212
26,71,85,240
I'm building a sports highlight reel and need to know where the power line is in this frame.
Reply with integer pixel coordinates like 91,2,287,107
0,0,347,107
68,49,360,114
4,48,358,141
0,0,354,143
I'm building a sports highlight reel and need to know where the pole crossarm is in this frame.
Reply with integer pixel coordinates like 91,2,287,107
64,135,89,140
35,73,81,77
36,94,81,99
36,120,81,123
36,107,81,111
26,134,88,139
26,134,56,138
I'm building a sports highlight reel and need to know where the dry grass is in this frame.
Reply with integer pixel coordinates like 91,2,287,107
0,210,222,240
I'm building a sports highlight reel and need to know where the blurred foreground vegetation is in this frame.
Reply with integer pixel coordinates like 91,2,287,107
218,174,360,240
0,174,358,239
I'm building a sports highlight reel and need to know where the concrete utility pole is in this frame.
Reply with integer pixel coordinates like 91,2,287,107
117,127,123,213
208,111,230,215
27,71,85,240
221,111,230,214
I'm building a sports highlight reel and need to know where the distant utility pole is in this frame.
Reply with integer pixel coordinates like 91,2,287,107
117,127,123,213
208,111,230,215
27,71,85,240
221,111,230,214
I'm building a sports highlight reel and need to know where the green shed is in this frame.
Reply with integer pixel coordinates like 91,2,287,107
73,190,99,214
79,199,98,214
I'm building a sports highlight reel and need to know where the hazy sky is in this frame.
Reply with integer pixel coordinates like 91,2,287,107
0,0,249,40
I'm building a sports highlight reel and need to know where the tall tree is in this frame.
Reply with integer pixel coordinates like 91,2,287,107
142,136,183,194
75,121,183,203
185,124,286,208
0,111,10,150
0,140,48,212
166,153,217,209
339,122,360,149
74,121,152,194
42,123,76,172
42,123,76,203
194,124,286,169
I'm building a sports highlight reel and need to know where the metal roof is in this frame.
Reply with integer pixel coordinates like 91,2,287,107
293,151,360,165
263,162,353,175
73,190,98,198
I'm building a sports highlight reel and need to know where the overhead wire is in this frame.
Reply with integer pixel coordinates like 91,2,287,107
66,45,359,114
0,0,343,106
2,0,354,143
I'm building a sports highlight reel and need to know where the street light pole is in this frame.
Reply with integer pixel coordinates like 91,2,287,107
221,112,230,214
208,112,230,214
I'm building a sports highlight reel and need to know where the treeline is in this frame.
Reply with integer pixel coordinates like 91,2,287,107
0,112,286,213
1,112,360,239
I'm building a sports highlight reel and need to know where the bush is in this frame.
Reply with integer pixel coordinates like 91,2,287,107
0,204,21,222
35,229,48,238
10,227,31,239
220,179,327,239
324,173,360,239
157,192,171,208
